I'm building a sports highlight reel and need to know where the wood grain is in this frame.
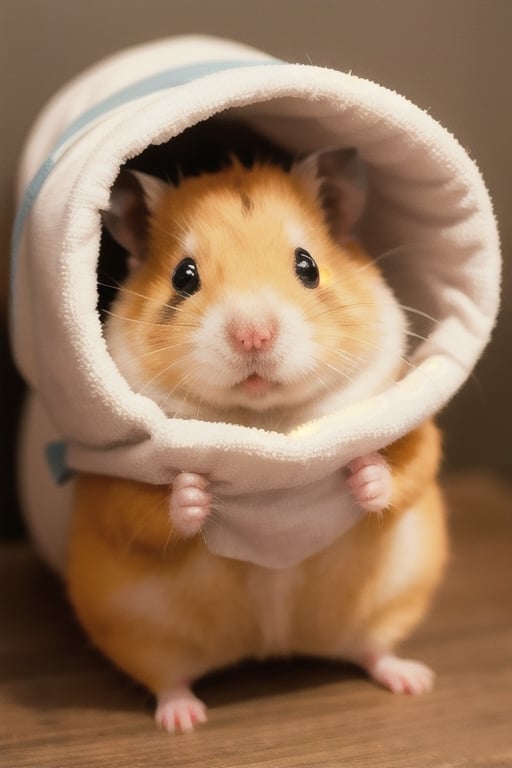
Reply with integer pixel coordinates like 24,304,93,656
1,472,511,767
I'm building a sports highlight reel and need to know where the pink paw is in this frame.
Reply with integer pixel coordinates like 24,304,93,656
346,452,392,513
365,653,435,695
170,472,211,537
155,686,208,734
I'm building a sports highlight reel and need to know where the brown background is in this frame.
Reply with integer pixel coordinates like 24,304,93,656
1,0,511,536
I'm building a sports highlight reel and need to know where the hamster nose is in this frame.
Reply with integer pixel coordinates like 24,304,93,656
230,323,275,353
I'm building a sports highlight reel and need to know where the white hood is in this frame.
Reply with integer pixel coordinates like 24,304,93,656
10,35,500,571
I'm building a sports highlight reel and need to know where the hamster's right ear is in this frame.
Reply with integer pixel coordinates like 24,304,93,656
291,148,367,243
101,169,169,263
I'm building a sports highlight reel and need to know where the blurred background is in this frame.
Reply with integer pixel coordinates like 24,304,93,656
1,0,510,537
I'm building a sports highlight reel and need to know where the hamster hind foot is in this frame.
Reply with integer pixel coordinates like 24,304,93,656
362,652,435,695
155,685,208,734
170,473,212,537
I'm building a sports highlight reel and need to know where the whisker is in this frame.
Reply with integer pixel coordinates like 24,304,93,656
98,279,205,324
398,304,442,327
320,360,356,386
171,376,197,420
105,301,203,327
305,302,377,322
129,340,192,364
305,279,443,336
193,384,209,421
159,369,205,417
98,279,168,309
163,527,177,558
322,322,430,349
202,502,227,535
104,309,167,328
404,330,431,344
312,370,332,392
353,242,437,274
136,357,186,396
319,337,413,383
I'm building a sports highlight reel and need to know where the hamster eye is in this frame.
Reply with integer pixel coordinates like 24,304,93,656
294,248,319,289
171,257,201,296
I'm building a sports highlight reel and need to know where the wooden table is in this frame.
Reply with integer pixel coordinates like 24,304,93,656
1,473,511,767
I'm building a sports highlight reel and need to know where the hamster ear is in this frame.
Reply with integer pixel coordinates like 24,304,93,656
291,148,367,242
101,170,169,262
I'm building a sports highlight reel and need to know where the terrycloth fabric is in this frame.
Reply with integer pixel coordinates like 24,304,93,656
11,35,500,573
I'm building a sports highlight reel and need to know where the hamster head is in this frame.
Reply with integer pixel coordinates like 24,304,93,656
102,148,407,430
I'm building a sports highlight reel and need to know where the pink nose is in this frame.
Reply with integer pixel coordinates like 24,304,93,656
230,324,274,353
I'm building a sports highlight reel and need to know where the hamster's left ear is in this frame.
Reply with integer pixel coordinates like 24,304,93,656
101,169,169,264
291,148,367,242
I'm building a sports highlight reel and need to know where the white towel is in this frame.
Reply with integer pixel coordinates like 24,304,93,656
10,35,500,572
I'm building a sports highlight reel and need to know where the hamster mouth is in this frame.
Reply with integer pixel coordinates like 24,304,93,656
236,373,280,397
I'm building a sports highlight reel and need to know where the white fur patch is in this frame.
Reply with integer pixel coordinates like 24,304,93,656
286,220,308,249
183,230,196,255
188,288,320,412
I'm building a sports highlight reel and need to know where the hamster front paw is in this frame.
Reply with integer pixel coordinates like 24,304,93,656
170,472,212,537
346,452,392,513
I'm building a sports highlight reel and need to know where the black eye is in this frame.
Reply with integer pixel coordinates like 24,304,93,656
171,257,201,296
294,248,319,289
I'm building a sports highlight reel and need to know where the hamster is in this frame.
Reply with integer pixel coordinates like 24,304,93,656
67,144,447,734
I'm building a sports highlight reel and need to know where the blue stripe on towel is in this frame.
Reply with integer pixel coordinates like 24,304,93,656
10,57,282,264
45,441,74,485
54,58,281,153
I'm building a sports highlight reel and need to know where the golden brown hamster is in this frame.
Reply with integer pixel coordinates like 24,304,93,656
67,146,447,733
